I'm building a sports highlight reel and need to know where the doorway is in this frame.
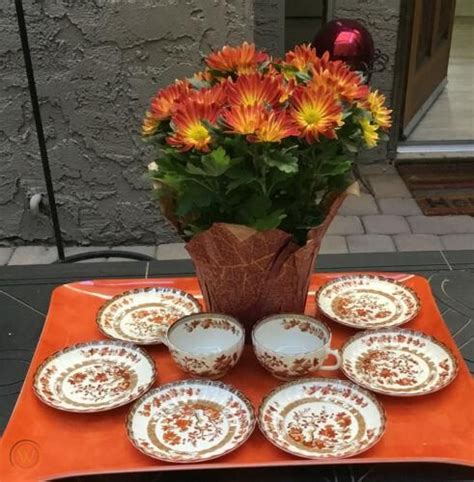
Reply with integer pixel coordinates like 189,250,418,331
400,0,474,145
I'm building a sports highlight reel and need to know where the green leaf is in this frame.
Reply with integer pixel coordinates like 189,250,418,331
202,147,231,176
313,140,340,158
158,150,189,168
326,173,352,192
295,71,311,82
237,194,271,225
175,196,194,216
270,62,283,73
201,119,219,133
142,131,167,144
341,139,358,153
226,173,256,193
185,163,208,176
264,152,298,173
258,59,272,71
253,211,286,231
225,164,250,179
350,107,367,118
175,184,214,216
207,68,230,78
158,173,186,190
320,160,352,176
187,77,211,90
282,145,299,154
267,168,294,194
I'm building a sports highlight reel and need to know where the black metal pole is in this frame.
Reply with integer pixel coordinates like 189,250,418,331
15,0,65,261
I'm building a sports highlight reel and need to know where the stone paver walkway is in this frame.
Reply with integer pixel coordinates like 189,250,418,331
1,163,473,265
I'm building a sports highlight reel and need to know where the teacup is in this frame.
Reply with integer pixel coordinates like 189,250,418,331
165,313,244,379
252,314,341,380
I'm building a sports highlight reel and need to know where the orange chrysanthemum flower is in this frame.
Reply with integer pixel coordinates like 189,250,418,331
227,73,281,107
265,62,281,76
189,83,227,106
311,61,369,103
278,77,297,103
167,100,220,152
222,104,265,135
205,42,269,75
283,44,319,73
312,50,332,71
290,86,344,142
366,90,392,130
248,110,300,143
149,80,190,121
193,69,214,83
141,110,159,136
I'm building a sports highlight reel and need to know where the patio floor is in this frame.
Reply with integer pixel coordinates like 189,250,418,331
1,163,473,265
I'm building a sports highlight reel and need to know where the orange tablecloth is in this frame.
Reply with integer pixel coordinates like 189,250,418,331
1,273,473,481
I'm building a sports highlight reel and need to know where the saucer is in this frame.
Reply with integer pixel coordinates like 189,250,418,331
33,340,156,412
259,378,386,459
341,328,458,396
316,275,420,329
127,379,255,463
97,287,201,344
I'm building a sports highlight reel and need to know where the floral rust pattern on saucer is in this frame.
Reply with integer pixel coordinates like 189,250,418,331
341,328,458,396
259,378,385,459
33,340,156,412
316,275,420,329
127,379,255,463
96,287,201,344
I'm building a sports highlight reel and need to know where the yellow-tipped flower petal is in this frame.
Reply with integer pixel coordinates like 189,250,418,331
227,73,282,107
222,104,265,135
248,110,300,143
283,44,319,73
290,86,344,142
366,90,392,130
189,82,228,105
205,42,269,75
359,117,379,148
141,110,159,136
167,100,220,152
149,80,190,121
311,61,369,103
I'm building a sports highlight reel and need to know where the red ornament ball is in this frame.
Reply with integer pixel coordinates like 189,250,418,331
312,19,374,73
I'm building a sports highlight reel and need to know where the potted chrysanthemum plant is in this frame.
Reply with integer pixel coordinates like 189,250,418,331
143,42,391,332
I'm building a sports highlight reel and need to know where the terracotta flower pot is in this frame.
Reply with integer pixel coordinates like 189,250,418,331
185,193,347,339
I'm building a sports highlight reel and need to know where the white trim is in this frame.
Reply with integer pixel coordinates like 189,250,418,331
397,144,474,154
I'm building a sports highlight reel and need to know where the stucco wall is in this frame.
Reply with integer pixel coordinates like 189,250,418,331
1,0,400,246
0,0,254,246
330,0,401,161
254,0,284,56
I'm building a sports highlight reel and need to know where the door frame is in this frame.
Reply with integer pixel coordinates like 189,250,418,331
387,0,416,158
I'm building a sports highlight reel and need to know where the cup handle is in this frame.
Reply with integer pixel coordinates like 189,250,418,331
319,348,341,371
